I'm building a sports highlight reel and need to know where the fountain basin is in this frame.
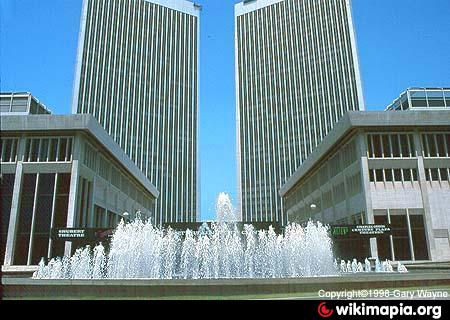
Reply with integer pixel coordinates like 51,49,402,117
3,272,450,299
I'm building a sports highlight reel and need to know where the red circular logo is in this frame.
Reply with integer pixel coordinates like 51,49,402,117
318,302,334,318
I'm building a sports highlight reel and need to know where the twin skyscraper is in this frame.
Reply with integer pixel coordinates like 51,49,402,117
72,0,364,226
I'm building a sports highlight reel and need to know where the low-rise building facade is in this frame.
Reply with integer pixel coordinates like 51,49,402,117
1,114,159,270
280,111,450,262
0,92,51,116
386,88,450,111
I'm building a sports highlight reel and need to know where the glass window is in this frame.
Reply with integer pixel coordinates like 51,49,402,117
11,97,28,112
436,134,446,157
369,169,375,182
385,169,393,182
31,173,55,264
49,139,58,161
382,135,391,157
2,139,12,162
412,169,418,181
372,135,382,158
411,99,428,108
391,215,411,260
375,169,383,182
51,173,71,258
58,139,67,161
1,174,15,263
39,139,49,161
409,214,429,260
14,174,37,265
403,169,412,182
426,90,445,107
440,168,449,181
392,135,401,157
30,139,39,162
367,135,374,157
375,215,391,260
394,169,402,182
426,135,438,157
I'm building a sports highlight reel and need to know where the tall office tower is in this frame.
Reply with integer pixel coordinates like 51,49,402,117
72,0,201,225
235,0,365,225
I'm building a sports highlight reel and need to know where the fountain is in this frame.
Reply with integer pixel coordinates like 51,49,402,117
365,258,371,272
398,261,409,273
34,218,338,279
215,192,238,223
32,193,407,280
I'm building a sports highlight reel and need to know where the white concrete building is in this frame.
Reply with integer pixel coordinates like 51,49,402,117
1,111,158,271
281,111,450,262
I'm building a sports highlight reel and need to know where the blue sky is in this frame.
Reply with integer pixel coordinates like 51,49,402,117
1,0,449,221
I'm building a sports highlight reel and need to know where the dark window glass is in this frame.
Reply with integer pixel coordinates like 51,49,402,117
372,135,382,158
58,139,67,161
436,134,446,157
49,139,58,161
30,139,39,162
4,140,12,162
391,135,401,157
66,138,73,161
382,135,391,157
52,174,70,229
411,99,428,108
391,215,411,260
108,212,117,228
431,169,439,181
428,98,445,107
385,169,393,182
95,206,105,228
408,135,415,156
369,169,375,182
394,169,402,182
400,135,410,157
0,174,15,263
50,173,71,258
14,174,37,265
31,174,55,264
427,135,437,157
412,169,418,181
425,169,431,182
410,215,429,260
24,139,31,161
39,139,49,161
403,169,412,181
447,135,450,155
375,169,383,182
367,136,374,157
440,168,449,181
375,215,391,260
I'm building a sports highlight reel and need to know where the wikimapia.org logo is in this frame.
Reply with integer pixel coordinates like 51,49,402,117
317,302,442,319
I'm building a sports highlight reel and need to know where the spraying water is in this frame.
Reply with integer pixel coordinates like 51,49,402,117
33,218,338,279
215,193,238,223
32,192,405,279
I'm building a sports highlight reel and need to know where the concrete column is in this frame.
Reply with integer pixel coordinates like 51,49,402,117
89,177,97,227
413,131,436,260
47,173,59,259
356,131,378,258
4,162,24,266
387,209,395,261
406,209,416,261
64,160,80,257
27,173,40,265
64,135,82,257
